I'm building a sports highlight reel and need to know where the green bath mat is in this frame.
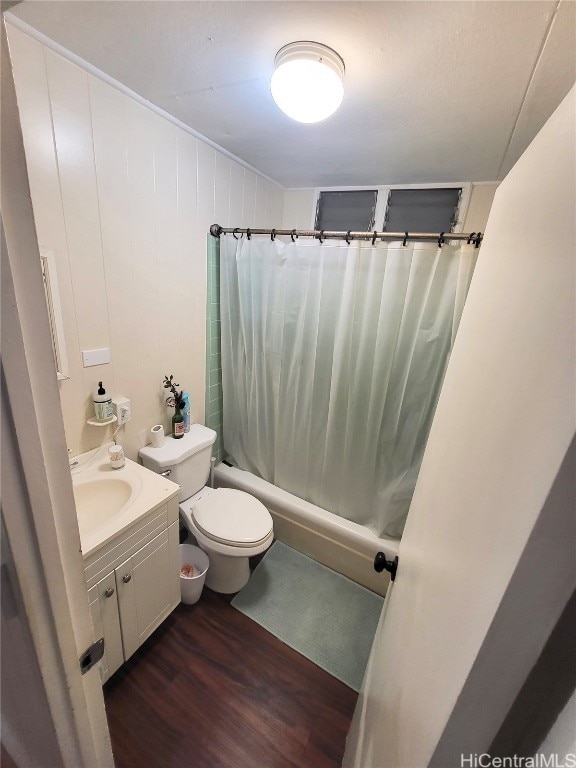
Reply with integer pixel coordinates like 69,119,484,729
231,541,384,691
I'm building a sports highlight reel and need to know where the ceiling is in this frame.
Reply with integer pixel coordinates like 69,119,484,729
7,1,576,188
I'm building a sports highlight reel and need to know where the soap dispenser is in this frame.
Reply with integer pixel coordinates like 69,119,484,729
93,382,113,421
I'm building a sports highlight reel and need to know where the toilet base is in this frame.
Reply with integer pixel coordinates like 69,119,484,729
202,549,251,594
179,491,274,594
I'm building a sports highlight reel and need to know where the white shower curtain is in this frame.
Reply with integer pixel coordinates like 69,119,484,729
220,236,477,538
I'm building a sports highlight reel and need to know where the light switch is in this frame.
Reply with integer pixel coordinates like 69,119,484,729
82,348,111,367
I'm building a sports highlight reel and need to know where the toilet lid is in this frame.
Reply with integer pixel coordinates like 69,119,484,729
191,488,272,547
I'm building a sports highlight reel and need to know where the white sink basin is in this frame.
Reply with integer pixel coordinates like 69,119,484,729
73,476,137,539
70,443,180,556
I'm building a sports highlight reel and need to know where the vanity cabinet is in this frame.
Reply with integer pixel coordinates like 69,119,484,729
83,495,180,683
88,571,123,681
115,524,179,660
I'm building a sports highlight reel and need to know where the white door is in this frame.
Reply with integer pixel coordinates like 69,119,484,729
343,88,576,767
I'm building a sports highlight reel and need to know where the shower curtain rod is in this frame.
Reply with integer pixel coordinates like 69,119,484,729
210,224,483,247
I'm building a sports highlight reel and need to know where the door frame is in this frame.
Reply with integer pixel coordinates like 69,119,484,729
1,16,114,767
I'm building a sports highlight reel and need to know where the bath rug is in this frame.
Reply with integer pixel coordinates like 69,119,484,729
231,541,384,691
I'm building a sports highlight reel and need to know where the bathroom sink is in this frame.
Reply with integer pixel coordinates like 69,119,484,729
73,474,140,539
69,443,180,556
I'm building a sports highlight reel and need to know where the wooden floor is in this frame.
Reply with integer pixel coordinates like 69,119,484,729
104,583,358,768
1,743,18,768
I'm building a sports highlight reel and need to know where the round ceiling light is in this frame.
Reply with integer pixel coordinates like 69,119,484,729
270,41,345,124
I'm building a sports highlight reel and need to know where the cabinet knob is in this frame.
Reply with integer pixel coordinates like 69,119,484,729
122,573,132,583
104,587,115,598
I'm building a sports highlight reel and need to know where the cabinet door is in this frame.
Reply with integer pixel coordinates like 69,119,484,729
116,522,180,660
87,571,123,684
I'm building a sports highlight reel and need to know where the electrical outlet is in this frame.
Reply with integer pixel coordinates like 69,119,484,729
112,397,131,426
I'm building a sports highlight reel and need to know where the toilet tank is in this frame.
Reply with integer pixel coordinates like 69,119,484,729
139,424,217,501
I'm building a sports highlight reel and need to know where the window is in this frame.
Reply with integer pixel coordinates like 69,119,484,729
315,190,377,231
312,185,468,234
383,188,461,233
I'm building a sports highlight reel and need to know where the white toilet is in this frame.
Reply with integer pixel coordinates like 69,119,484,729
139,425,273,594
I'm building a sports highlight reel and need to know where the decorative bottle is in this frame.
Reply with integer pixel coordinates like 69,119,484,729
93,381,113,422
182,392,191,433
172,395,185,439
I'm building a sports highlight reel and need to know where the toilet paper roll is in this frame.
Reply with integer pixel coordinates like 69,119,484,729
150,424,165,448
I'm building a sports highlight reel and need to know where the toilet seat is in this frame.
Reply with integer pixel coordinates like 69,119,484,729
190,488,273,548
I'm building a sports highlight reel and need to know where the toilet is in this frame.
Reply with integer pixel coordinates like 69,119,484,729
139,425,273,594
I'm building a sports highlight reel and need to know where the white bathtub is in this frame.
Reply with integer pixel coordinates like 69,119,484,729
213,463,399,596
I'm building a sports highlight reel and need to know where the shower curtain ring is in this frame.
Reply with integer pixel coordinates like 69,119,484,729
318,230,325,244
271,229,276,242
371,230,378,246
474,233,483,248
232,227,240,240
403,232,408,247
290,229,298,242
345,230,351,244
246,228,252,240
438,232,445,247
467,232,476,245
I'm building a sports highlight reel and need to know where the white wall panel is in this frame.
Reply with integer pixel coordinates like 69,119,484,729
228,162,245,227
6,28,63,248
463,183,498,233
214,152,231,227
196,140,216,235
176,131,202,425
283,189,316,230
46,52,110,353
255,175,267,224
90,76,135,444
7,22,284,459
242,171,257,228
7,26,86,449
44,49,119,451
90,78,131,315
267,180,285,227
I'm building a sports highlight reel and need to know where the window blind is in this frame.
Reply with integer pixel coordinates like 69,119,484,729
315,190,377,231
383,188,461,232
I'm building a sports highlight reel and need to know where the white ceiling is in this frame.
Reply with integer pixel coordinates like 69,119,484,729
7,1,576,187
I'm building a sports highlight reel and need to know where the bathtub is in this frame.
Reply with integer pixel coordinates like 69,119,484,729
213,463,399,596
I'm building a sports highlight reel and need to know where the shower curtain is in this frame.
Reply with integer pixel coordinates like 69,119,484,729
220,236,477,538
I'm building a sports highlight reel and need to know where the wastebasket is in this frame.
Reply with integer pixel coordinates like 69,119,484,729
179,543,210,605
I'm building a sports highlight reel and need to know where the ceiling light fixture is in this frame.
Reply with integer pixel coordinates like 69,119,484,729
270,41,345,124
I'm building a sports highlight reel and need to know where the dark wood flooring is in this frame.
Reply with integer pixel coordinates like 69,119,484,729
0,743,18,768
104,581,358,768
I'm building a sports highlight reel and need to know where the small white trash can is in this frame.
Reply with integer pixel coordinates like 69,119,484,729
179,543,210,605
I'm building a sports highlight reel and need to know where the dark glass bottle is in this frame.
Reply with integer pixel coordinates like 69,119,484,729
172,397,185,439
